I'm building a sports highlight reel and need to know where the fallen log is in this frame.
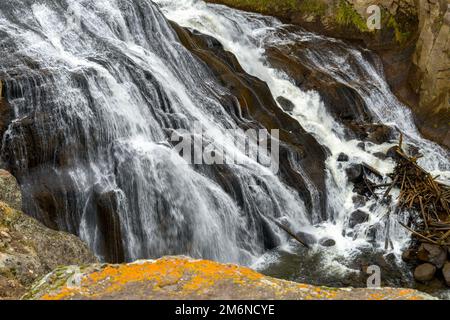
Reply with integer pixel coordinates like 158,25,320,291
267,216,310,248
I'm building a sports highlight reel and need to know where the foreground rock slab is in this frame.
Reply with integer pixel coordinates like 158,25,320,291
24,256,435,300
0,201,98,299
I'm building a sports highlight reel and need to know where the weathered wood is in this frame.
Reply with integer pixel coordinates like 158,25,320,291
268,216,309,248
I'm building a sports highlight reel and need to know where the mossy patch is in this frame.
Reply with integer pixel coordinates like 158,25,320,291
298,0,326,16
206,0,299,14
335,0,368,32
387,16,410,44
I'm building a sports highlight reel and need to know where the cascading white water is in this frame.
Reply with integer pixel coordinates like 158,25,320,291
0,0,314,264
155,0,450,267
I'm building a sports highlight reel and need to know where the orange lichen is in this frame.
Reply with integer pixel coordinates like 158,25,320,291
34,257,433,300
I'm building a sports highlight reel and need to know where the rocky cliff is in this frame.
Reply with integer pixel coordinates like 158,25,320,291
409,0,449,147
24,256,435,300
0,170,98,299
205,0,449,148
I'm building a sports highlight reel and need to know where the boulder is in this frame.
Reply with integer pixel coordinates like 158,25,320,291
373,152,387,160
443,262,450,287
352,194,367,208
386,146,400,160
357,142,366,151
402,249,417,263
417,243,447,268
0,201,97,299
337,153,349,162
345,164,363,183
367,125,394,144
276,96,295,112
348,209,369,228
414,263,436,282
23,256,435,300
295,231,317,246
319,237,336,247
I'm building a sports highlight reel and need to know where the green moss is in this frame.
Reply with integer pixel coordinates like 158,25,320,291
335,0,368,32
207,0,299,14
387,16,410,43
299,0,326,16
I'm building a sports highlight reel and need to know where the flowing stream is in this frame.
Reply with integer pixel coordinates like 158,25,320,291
0,0,449,292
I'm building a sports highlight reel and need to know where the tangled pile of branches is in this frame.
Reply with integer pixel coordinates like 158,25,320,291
382,136,450,246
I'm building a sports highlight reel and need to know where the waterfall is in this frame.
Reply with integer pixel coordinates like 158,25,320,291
0,0,449,286
0,0,314,264
154,0,450,265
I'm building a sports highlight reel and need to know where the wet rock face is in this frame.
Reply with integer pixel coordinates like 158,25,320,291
23,256,435,300
264,43,373,137
0,200,97,299
409,0,450,149
171,23,327,220
0,96,12,151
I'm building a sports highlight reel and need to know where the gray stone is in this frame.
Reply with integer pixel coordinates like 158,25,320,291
276,96,295,112
443,262,450,286
319,238,336,247
346,164,363,183
414,263,436,282
337,153,349,162
348,210,369,228
295,231,317,246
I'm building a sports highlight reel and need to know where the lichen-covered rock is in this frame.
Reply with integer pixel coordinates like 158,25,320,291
0,170,22,211
24,256,435,300
0,201,98,299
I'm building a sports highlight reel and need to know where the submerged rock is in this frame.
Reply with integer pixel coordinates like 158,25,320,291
23,256,435,300
337,153,349,162
414,263,436,282
319,237,335,247
345,164,363,183
295,231,317,246
276,96,295,112
373,152,387,160
348,209,369,228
